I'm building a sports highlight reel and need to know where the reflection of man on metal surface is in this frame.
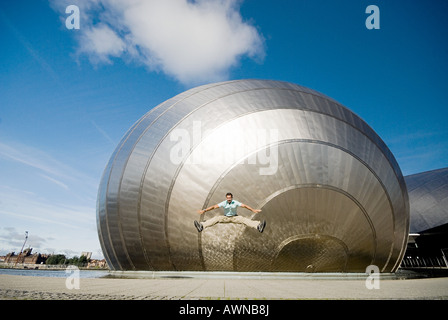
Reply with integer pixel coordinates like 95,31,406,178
194,193,266,233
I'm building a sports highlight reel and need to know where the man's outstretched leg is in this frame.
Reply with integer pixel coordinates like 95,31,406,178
232,216,266,233
194,215,228,232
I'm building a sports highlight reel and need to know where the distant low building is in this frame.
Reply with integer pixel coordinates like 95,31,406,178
87,259,107,269
4,248,48,265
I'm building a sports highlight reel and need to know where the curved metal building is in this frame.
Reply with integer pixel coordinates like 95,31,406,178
401,168,448,269
97,79,409,272
405,167,448,233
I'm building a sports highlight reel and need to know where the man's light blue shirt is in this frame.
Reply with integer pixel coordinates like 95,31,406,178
218,200,242,217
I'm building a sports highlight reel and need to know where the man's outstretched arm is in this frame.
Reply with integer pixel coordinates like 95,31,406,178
241,204,261,213
198,204,219,215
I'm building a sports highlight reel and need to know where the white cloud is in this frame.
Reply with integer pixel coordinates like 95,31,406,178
0,141,69,180
0,227,49,254
54,0,265,84
38,174,69,190
79,23,126,64
0,140,102,257
0,139,103,257
0,141,97,191
0,186,100,257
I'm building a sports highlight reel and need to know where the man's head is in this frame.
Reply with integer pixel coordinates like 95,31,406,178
226,192,233,203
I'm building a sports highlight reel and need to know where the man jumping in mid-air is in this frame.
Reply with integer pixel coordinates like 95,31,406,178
194,192,266,233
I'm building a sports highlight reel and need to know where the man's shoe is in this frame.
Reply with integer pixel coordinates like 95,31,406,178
257,220,266,233
194,220,203,232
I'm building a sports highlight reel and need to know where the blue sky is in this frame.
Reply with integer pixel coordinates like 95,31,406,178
1,0,447,258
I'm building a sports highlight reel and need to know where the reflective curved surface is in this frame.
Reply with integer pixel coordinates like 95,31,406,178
405,167,448,233
97,79,409,272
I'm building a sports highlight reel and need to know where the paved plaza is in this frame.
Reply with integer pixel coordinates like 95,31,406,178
1,272,447,300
